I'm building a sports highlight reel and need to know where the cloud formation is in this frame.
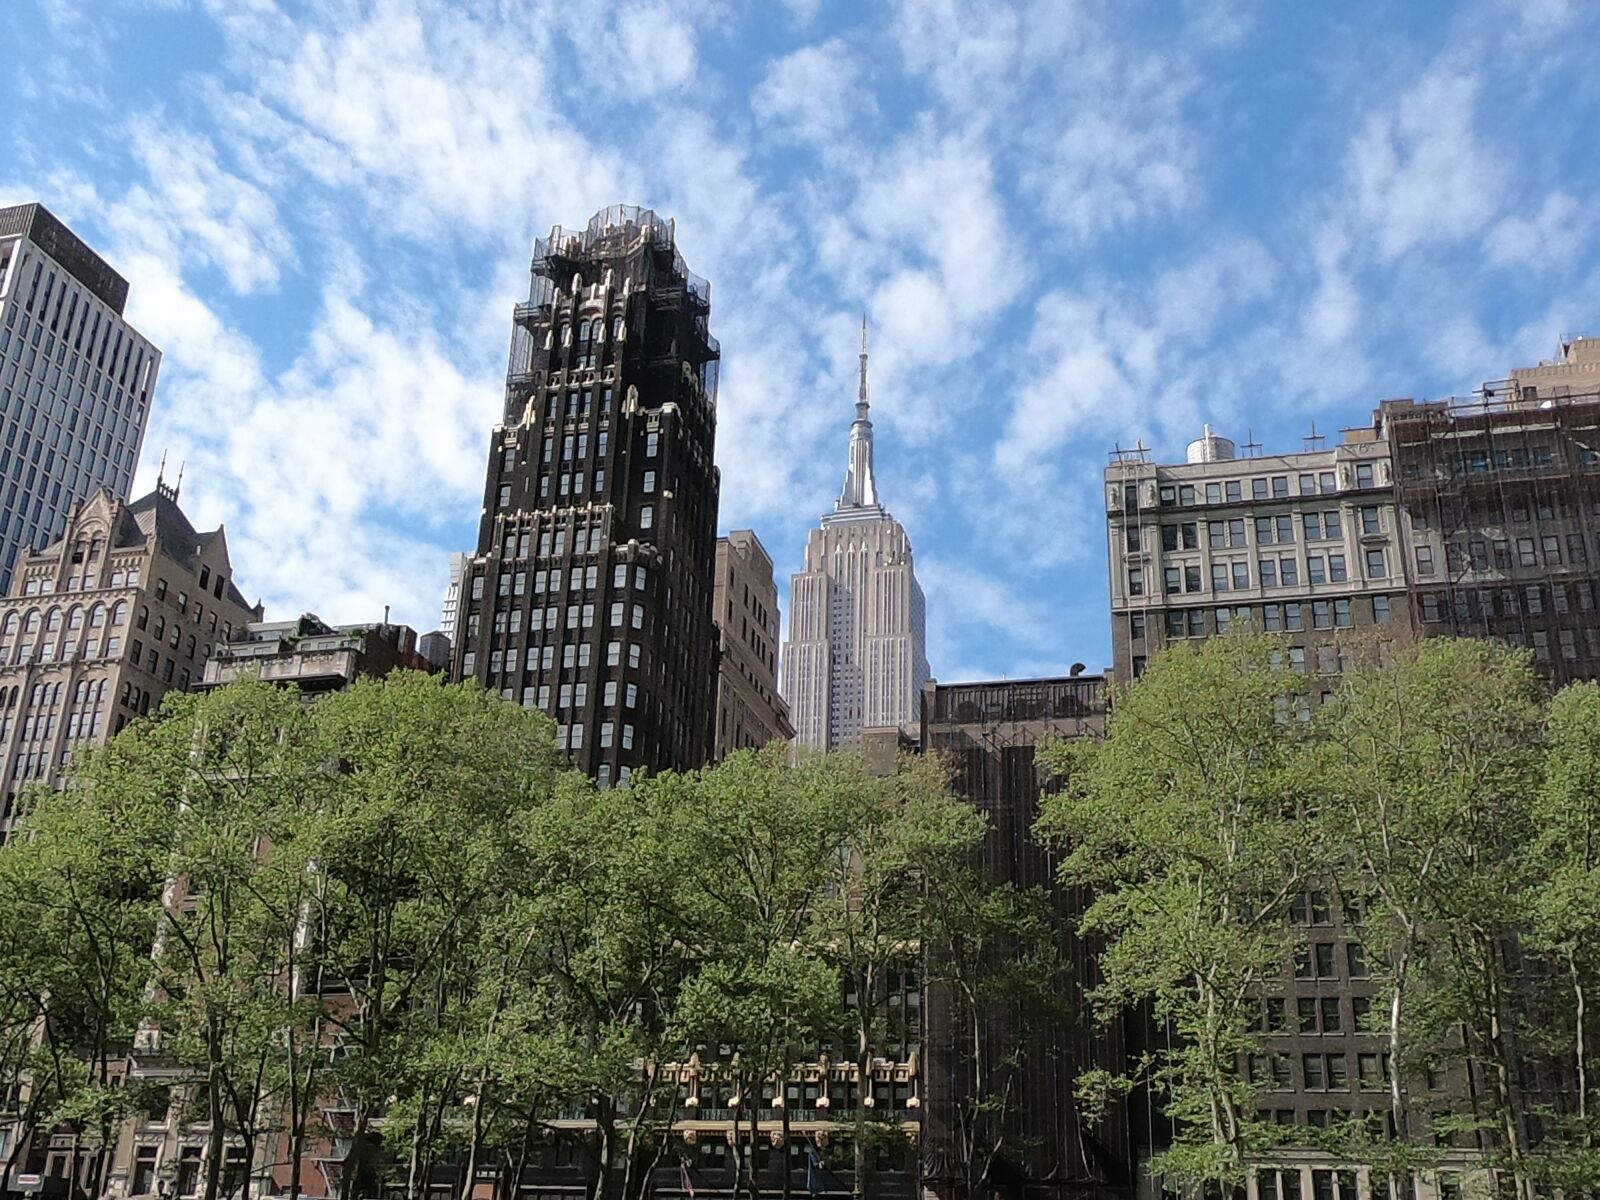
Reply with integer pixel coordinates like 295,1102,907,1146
4,0,1599,680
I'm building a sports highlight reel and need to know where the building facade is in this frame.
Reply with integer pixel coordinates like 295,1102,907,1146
712,530,792,758
451,206,722,783
438,550,466,645
198,613,437,694
920,675,1130,1199
0,203,158,594
1387,335,1600,686
1104,423,1410,690
0,482,260,838
783,326,930,751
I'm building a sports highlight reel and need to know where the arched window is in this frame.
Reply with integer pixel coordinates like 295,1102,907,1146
136,605,148,630
153,616,165,640
90,604,107,628
22,610,40,635
186,636,196,659
45,609,62,633
578,319,591,343
67,607,84,630
559,324,571,347
1,613,17,636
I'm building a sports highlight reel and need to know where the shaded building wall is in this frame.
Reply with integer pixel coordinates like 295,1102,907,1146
920,676,1130,1199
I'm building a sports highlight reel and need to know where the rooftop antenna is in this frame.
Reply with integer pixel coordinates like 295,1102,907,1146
1302,421,1325,452
173,459,185,501
1241,428,1263,459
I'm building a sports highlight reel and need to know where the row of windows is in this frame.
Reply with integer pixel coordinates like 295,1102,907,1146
1418,530,1598,576
1247,1051,1399,1093
1146,467,1367,509
1252,993,1377,1036
1133,548,1388,596
1132,596,1391,643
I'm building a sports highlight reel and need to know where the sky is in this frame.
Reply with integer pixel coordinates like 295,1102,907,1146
4,0,1599,683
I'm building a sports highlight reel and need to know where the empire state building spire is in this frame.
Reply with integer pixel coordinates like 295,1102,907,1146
837,316,881,513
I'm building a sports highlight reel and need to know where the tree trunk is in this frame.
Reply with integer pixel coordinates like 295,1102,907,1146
1571,954,1589,1143
1388,950,1408,1143
203,1061,228,1200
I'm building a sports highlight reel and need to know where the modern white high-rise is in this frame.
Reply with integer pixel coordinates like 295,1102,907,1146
783,323,930,751
439,551,467,644
0,204,158,594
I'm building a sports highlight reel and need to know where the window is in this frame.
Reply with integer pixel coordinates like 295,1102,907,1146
1307,555,1325,584
1279,557,1298,587
1284,602,1303,631
640,504,653,530
1252,478,1268,500
1259,559,1277,588
1355,463,1374,488
1212,563,1229,593
1313,600,1332,629
1128,568,1144,596
1125,526,1142,552
1231,562,1249,590
643,470,656,493
1272,476,1289,498
1164,567,1180,595
1360,506,1380,535
1346,942,1369,977
1365,548,1387,579
1129,614,1145,641
1328,553,1347,582
1415,545,1435,576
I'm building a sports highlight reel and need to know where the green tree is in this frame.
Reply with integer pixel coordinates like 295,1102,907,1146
810,751,987,1200
1037,632,1319,1188
1526,681,1600,1188
0,740,170,1198
1318,639,1545,1192
676,745,853,1200
304,671,562,1200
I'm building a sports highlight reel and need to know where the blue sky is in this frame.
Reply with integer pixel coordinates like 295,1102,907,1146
5,0,1598,682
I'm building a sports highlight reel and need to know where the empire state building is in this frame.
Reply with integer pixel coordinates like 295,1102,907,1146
782,323,930,751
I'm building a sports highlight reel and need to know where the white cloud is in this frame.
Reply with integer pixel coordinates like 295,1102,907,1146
1348,69,1500,260
752,39,869,147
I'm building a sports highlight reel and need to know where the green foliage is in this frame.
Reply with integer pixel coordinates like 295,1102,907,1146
1039,631,1317,1185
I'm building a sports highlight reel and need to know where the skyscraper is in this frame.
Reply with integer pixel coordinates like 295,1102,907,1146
451,206,721,783
0,203,159,594
783,324,929,751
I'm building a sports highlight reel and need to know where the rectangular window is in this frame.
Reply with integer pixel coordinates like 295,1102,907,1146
1128,568,1144,596
1373,594,1391,623
1279,557,1298,587
1284,602,1303,632
1226,480,1242,502
1355,463,1374,488
1231,561,1249,590
1360,506,1380,535
1365,548,1387,579
1324,510,1342,538
1259,559,1277,588
1303,513,1322,540
1307,555,1325,584
1415,545,1435,576
640,505,653,529
1328,553,1347,582
1164,567,1181,595
1212,563,1229,592
1272,476,1289,498
1334,598,1352,628
1252,478,1268,500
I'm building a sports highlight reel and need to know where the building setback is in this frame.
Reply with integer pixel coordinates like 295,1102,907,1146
198,613,438,694
451,206,721,783
1104,422,1410,691
783,324,930,750
1387,335,1600,684
919,674,1131,1200
0,481,260,837
0,204,159,594
712,530,793,758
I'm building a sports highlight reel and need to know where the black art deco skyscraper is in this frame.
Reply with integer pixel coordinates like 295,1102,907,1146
452,206,721,784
